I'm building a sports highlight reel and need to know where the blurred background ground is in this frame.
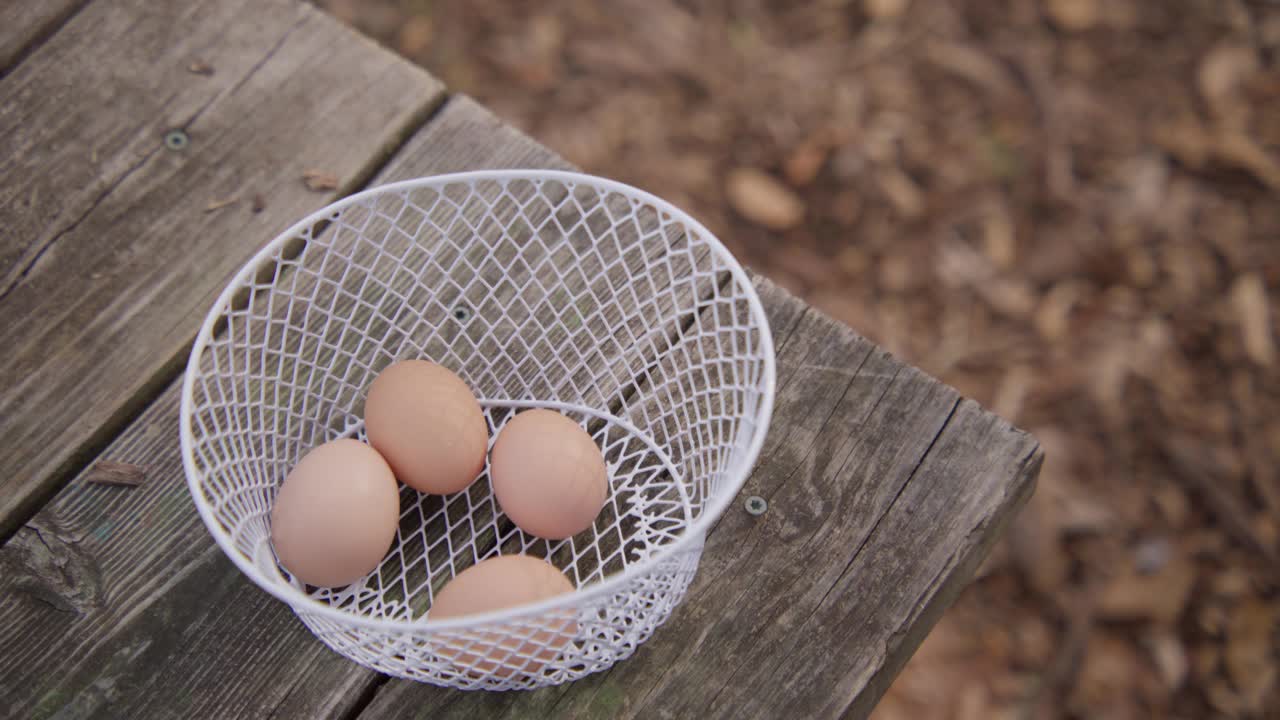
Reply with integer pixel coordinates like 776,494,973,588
317,1,1279,717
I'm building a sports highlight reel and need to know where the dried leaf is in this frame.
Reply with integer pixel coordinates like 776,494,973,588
1187,530,1229,561
1124,245,1156,288
936,241,992,289
981,279,1036,319
1123,154,1170,220
992,365,1031,422
954,682,990,720
1057,494,1113,535
1034,281,1081,342
1097,560,1196,624
1046,0,1100,31
1197,43,1259,106
1211,567,1251,599
397,14,434,56
1146,631,1188,691
863,0,908,20
204,196,237,213
1241,665,1278,714
1012,616,1054,668
86,461,147,487
1206,680,1245,716
1194,643,1221,680
1255,513,1278,553
831,189,862,227
1214,130,1280,190
1152,485,1189,527
923,42,1018,98
725,168,805,230
1225,601,1279,710
1072,632,1142,713
1089,343,1131,417
835,245,870,276
980,624,1013,663
1009,487,1069,595
1232,372,1280,515
1230,273,1275,367
303,169,341,192
187,60,214,76
783,136,831,187
982,202,1016,270
877,168,924,219
878,252,917,293
989,672,1037,703
251,193,266,213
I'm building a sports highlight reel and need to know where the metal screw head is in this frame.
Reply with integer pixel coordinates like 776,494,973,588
164,129,189,151
744,495,768,516
452,305,471,322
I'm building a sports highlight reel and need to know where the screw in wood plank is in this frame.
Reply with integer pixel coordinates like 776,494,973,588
164,129,189,151
744,495,768,515
452,305,471,322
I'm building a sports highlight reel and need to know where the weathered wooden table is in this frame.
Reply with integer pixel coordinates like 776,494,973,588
0,2,1042,718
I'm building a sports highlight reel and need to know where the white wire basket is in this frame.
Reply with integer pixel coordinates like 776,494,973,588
179,170,776,690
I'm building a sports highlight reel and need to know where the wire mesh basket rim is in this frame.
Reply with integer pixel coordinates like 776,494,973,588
178,169,777,633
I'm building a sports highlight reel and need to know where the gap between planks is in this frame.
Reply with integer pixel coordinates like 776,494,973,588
349,280,1041,720
0,93,723,718
340,271,737,719
0,0,448,541
0,91,450,547
0,0,90,79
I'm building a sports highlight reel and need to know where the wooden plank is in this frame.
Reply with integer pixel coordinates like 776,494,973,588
0,96,580,719
1,87,1041,719
355,278,1041,720
0,396,373,719
0,92,743,716
0,0,84,73
0,0,444,538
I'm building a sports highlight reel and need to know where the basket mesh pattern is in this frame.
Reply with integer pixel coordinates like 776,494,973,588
181,172,772,689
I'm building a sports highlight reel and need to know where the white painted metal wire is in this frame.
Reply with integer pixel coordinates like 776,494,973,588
179,170,775,689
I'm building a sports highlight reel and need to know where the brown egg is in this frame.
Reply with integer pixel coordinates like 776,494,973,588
364,359,487,495
430,554,578,676
270,438,399,587
490,409,608,539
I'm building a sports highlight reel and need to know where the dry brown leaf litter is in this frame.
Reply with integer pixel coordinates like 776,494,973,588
321,0,1279,716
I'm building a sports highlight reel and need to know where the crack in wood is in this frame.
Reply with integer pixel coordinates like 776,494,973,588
715,393,960,714
0,144,160,304
692,366,917,717
816,394,963,613
835,443,1043,720
0,57,450,548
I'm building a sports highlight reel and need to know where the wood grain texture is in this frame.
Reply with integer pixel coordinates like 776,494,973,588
0,0,84,74
0,60,1041,720
0,95,582,719
0,0,444,538
356,277,1041,720
0,390,375,720
0,93,776,717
